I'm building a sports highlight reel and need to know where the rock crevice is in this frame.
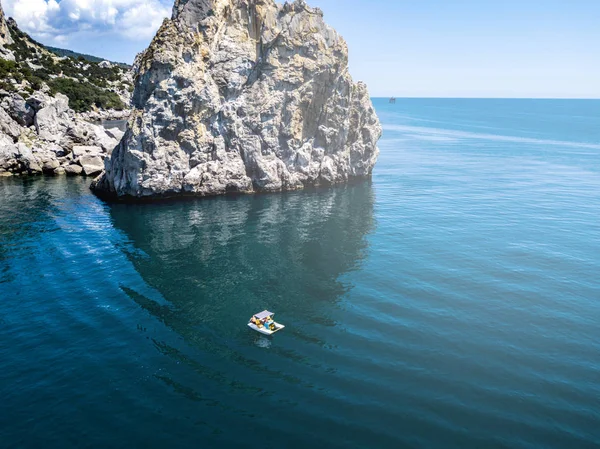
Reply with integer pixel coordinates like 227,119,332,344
92,0,381,198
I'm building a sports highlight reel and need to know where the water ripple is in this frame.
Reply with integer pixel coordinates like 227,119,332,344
2,99,600,448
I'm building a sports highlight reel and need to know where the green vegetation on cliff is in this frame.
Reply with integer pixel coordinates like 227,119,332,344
48,78,125,112
1,20,131,112
45,46,130,69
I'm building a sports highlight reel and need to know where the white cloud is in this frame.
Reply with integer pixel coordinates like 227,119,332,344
3,0,171,44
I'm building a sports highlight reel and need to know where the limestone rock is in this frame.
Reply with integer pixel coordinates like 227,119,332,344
92,0,381,199
0,46,14,61
0,89,120,176
78,155,104,176
33,93,71,142
0,107,20,140
72,145,103,158
1,93,35,127
42,159,60,173
0,0,13,48
0,139,43,174
0,9,129,177
85,125,118,152
67,122,118,152
78,109,131,122
0,133,17,171
0,131,12,147
64,163,83,176
0,3,15,61
104,127,125,142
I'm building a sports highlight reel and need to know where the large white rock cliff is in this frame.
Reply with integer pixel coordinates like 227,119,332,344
0,2,10,45
0,1,14,60
92,0,381,198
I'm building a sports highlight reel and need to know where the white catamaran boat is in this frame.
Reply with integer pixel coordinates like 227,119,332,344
248,310,285,335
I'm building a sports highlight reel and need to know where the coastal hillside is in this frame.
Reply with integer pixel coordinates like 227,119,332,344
0,16,132,112
0,0,130,178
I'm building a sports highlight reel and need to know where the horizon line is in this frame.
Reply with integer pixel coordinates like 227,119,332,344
373,96,600,101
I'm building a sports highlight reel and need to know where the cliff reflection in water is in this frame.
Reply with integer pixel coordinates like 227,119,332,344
108,182,376,340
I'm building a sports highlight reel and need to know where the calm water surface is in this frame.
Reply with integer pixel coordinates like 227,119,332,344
1,99,599,448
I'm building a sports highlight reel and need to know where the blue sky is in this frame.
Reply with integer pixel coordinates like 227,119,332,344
4,0,599,98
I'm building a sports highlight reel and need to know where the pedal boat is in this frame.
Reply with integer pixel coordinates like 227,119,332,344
248,310,285,335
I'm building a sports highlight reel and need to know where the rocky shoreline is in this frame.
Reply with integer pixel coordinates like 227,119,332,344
0,0,133,178
2,0,382,202
0,91,128,177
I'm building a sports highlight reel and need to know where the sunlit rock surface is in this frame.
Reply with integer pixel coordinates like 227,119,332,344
92,0,381,199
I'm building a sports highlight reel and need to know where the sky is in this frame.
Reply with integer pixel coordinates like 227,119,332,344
3,0,599,98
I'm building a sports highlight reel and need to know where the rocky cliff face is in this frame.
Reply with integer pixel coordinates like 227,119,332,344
0,1,13,60
92,0,381,198
0,2,10,45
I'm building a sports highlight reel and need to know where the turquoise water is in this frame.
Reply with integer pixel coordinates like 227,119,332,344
1,99,599,448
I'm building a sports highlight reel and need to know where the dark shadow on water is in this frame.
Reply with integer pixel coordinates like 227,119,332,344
1,176,381,447
107,182,381,446
108,181,376,340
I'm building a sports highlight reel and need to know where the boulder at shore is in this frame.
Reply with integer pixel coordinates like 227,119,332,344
0,91,122,177
92,0,381,199
0,2,133,177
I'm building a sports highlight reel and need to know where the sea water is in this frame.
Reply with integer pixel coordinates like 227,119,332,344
1,99,599,448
